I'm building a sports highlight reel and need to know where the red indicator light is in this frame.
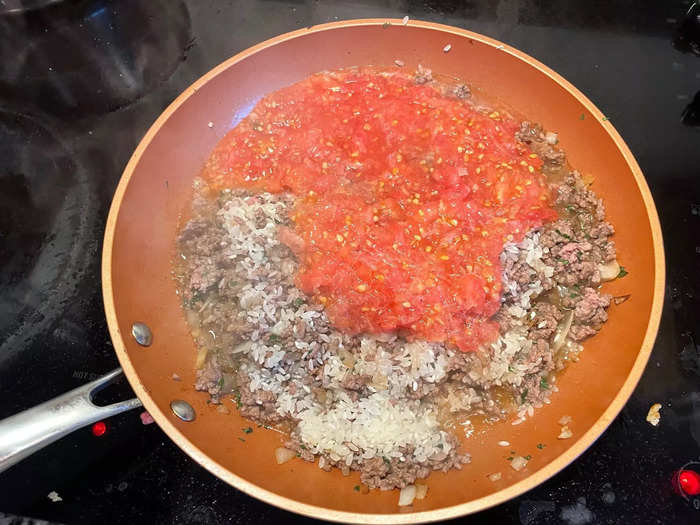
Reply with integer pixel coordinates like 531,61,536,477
679,469,700,496
91,421,107,437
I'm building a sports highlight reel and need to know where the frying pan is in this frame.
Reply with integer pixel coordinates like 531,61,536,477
0,20,664,523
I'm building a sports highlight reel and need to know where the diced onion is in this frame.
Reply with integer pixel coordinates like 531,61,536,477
415,483,428,500
398,485,416,506
185,309,200,329
274,447,296,464
371,373,388,390
551,311,574,351
488,472,502,482
558,426,573,439
232,341,253,354
558,415,572,425
195,347,208,369
338,347,356,368
545,131,558,144
613,294,631,305
646,403,662,427
510,456,528,471
598,259,620,282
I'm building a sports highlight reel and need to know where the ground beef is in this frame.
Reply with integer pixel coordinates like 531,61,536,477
529,302,563,341
538,174,616,293
358,444,470,490
555,173,607,221
499,167,616,408
515,121,566,167
554,261,601,287
569,324,599,342
340,373,370,392
453,83,471,99
574,288,611,326
284,437,469,490
194,355,223,398
237,372,286,425
283,440,315,462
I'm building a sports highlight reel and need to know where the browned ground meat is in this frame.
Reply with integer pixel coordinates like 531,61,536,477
515,121,566,166
453,84,471,99
237,372,286,425
529,303,563,341
194,356,223,398
340,373,371,392
284,439,470,491
514,166,617,350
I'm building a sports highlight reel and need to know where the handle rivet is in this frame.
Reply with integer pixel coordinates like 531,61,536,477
170,400,195,422
131,322,152,347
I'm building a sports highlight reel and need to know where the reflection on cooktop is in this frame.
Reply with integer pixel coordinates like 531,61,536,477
673,1,700,56
0,0,191,116
682,91,700,127
0,110,96,363
0,0,64,15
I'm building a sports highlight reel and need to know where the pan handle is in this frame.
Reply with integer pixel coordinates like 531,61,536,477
0,368,142,474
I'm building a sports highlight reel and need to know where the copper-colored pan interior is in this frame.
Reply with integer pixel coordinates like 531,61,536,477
103,20,664,523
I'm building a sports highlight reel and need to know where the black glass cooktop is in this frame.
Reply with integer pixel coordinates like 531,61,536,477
1,1,699,523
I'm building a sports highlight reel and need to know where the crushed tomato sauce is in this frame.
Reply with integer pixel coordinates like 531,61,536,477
202,68,556,351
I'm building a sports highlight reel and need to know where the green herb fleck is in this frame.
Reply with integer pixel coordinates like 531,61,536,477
537,443,545,450
506,456,514,461
617,266,628,278
382,21,390,28
555,257,570,265
293,298,305,308
540,377,549,389
237,437,246,442
520,389,529,403
602,116,610,121
296,453,301,457
383,456,391,467
511,450,516,454
268,334,281,344
243,427,253,434
555,229,572,241
354,485,361,492
234,391,242,408
565,205,577,213
580,113,585,120
569,292,579,298
524,455,532,461
217,376,224,388
300,444,307,450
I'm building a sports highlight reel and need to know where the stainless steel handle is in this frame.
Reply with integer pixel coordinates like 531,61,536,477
0,368,142,473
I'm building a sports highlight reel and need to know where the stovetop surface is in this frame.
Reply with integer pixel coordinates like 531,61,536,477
0,1,699,523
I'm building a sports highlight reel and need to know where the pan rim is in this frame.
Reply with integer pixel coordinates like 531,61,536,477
102,18,665,524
